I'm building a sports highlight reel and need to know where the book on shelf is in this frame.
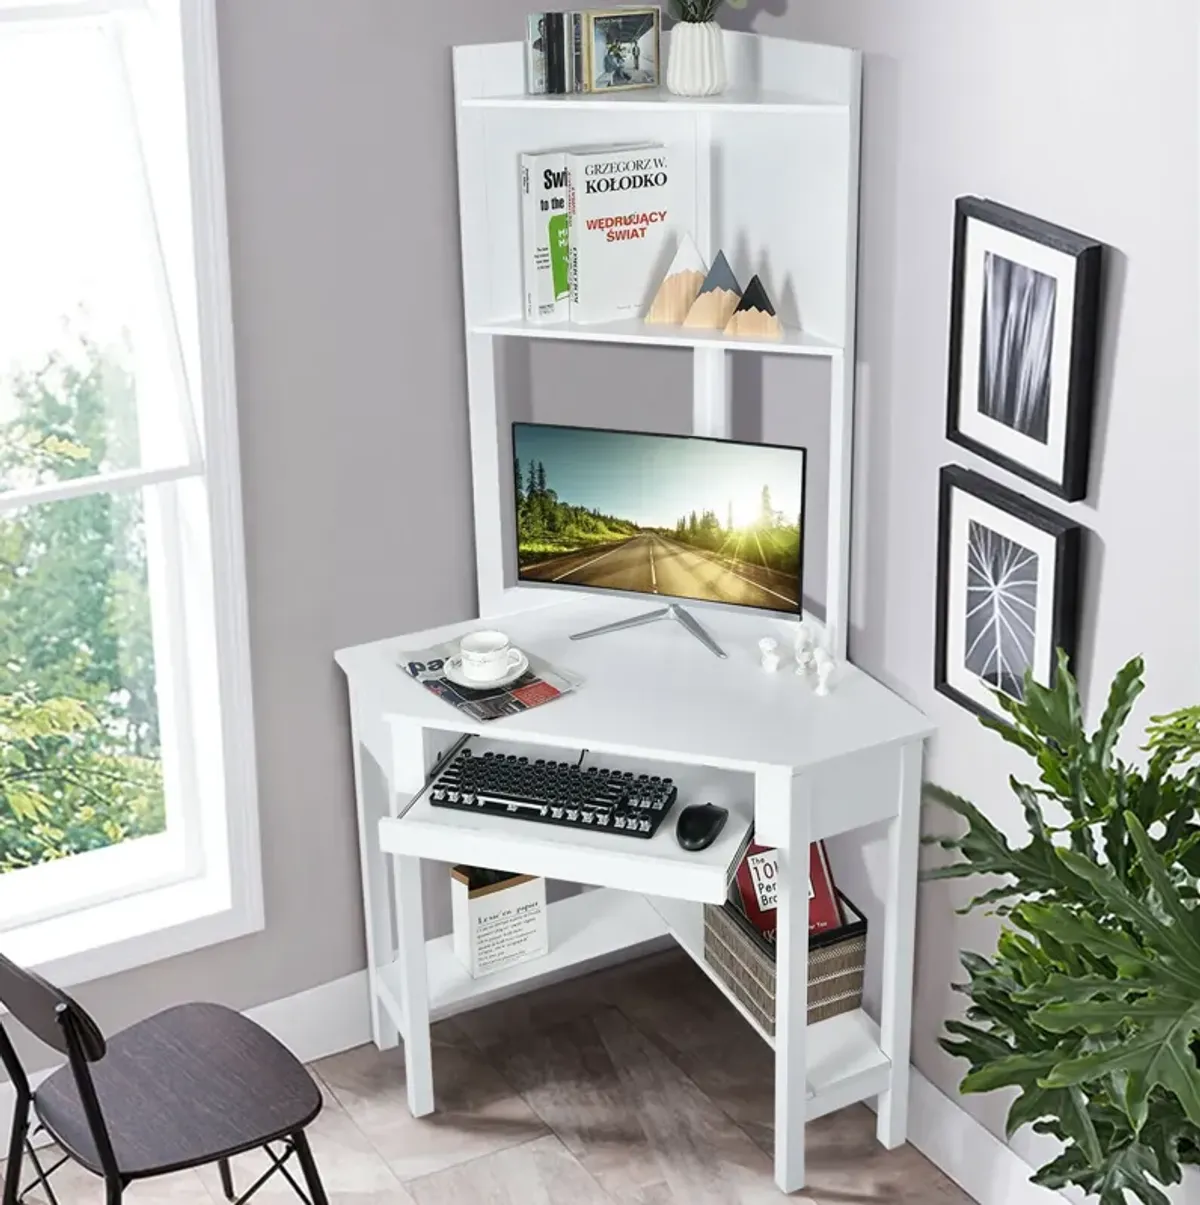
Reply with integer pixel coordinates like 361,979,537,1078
567,143,674,325
526,9,661,96
525,12,574,94
545,11,570,94
521,151,571,323
733,838,844,939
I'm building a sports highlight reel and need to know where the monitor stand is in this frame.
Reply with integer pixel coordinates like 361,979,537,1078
569,603,728,659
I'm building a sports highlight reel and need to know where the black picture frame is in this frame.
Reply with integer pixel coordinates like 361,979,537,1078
946,197,1104,502
935,465,1083,722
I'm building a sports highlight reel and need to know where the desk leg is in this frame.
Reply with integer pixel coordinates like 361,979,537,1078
876,740,923,1147
390,721,435,1119
348,691,398,1052
394,853,434,1117
767,767,810,1194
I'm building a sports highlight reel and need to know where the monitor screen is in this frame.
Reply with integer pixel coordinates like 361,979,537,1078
513,424,806,616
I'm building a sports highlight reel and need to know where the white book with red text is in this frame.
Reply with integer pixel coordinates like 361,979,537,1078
567,144,674,325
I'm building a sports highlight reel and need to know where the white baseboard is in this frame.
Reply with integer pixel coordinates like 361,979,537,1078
902,1068,1066,1205
245,968,371,1063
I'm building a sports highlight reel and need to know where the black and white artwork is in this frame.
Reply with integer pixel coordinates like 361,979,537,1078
947,198,1104,502
963,519,1039,699
936,466,1082,721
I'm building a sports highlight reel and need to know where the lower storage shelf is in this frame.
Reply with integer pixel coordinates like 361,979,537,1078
377,889,669,1025
375,888,892,1123
645,894,891,1119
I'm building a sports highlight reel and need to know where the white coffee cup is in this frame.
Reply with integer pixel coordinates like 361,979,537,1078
458,630,522,683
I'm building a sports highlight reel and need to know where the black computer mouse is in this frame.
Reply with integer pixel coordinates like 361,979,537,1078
675,802,729,852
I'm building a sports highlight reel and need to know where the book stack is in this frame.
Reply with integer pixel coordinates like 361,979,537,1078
522,142,675,326
526,8,661,96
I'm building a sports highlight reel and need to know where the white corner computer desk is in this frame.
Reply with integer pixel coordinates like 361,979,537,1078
336,595,932,1195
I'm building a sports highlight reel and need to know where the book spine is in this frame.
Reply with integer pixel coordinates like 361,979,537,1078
545,12,565,94
567,154,580,314
521,157,536,322
524,153,570,324
561,12,574,93
571,11,584,93
577,12,591,92
525,13,547,95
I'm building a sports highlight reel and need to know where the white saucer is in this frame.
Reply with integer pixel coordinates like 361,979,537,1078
443,650,530,690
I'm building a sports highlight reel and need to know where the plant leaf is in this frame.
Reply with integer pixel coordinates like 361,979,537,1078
1042,1002,1200,1129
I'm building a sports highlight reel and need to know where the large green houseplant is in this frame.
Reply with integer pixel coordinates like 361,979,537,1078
930,655,1200,1204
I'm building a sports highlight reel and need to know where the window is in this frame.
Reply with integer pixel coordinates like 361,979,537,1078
0,0,261,984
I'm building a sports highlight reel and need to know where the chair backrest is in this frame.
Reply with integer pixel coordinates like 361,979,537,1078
0,951,105,1061
0,951,119,1184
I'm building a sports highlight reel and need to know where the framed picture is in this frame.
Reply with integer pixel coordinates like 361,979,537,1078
582,7,661,92
935,466,1083,721
947,197,1104,501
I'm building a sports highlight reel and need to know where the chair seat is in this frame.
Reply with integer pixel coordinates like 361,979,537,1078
35,1002,322,1179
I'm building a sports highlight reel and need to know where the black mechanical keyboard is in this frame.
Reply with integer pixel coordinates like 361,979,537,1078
426,748,678,839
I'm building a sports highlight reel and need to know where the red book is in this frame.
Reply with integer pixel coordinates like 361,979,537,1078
734,840,842,939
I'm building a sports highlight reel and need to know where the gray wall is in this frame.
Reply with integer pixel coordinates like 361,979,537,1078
56,0,1200,1179
726,0,1200,1169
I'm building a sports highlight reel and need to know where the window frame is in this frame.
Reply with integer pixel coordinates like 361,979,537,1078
0,0,263,987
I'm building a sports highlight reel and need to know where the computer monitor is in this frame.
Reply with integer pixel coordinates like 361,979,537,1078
512,423,806,622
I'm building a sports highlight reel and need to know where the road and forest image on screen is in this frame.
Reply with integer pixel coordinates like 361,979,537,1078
514,425,804,615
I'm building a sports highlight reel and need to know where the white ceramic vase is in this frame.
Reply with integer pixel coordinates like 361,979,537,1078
666,21,727,97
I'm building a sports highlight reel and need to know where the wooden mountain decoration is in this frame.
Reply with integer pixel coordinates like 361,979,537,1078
646,235,708,325
724,275,782,340
682,251,742,330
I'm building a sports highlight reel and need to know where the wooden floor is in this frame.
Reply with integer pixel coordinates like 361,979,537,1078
7,950,975,1203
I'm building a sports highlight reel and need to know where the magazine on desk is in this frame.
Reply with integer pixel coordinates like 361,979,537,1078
399,643,579,723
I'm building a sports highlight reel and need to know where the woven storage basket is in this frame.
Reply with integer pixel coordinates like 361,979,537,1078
702,892,866,1037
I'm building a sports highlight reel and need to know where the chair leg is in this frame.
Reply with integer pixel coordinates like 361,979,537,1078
219,1157,236,1201
2,1094,28,1205
290,1132,329,1205
104,1178,122,1204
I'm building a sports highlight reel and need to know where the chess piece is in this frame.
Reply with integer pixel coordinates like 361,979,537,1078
815,651,835,697
647,235,709,325
759,637,781,673
793,622,816,676
682,251,742,330
724,274,783,340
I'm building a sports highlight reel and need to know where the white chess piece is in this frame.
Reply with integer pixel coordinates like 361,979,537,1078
815,651,835,696
759,637,781,673
794,623,816,676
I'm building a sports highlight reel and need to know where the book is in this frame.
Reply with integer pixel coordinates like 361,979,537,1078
567,143,673,325
545,11,568,94
521,151,571,324
572,12,585,94
733,839,843,939
526,13,575,95
525,13,547,95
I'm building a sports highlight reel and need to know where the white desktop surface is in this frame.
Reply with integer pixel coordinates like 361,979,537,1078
336,596,932,773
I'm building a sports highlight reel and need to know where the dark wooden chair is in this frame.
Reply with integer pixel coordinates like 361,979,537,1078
0,953,329,1205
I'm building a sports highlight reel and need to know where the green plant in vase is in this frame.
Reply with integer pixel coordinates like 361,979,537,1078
665,0,748,97
929,654,1200,1204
